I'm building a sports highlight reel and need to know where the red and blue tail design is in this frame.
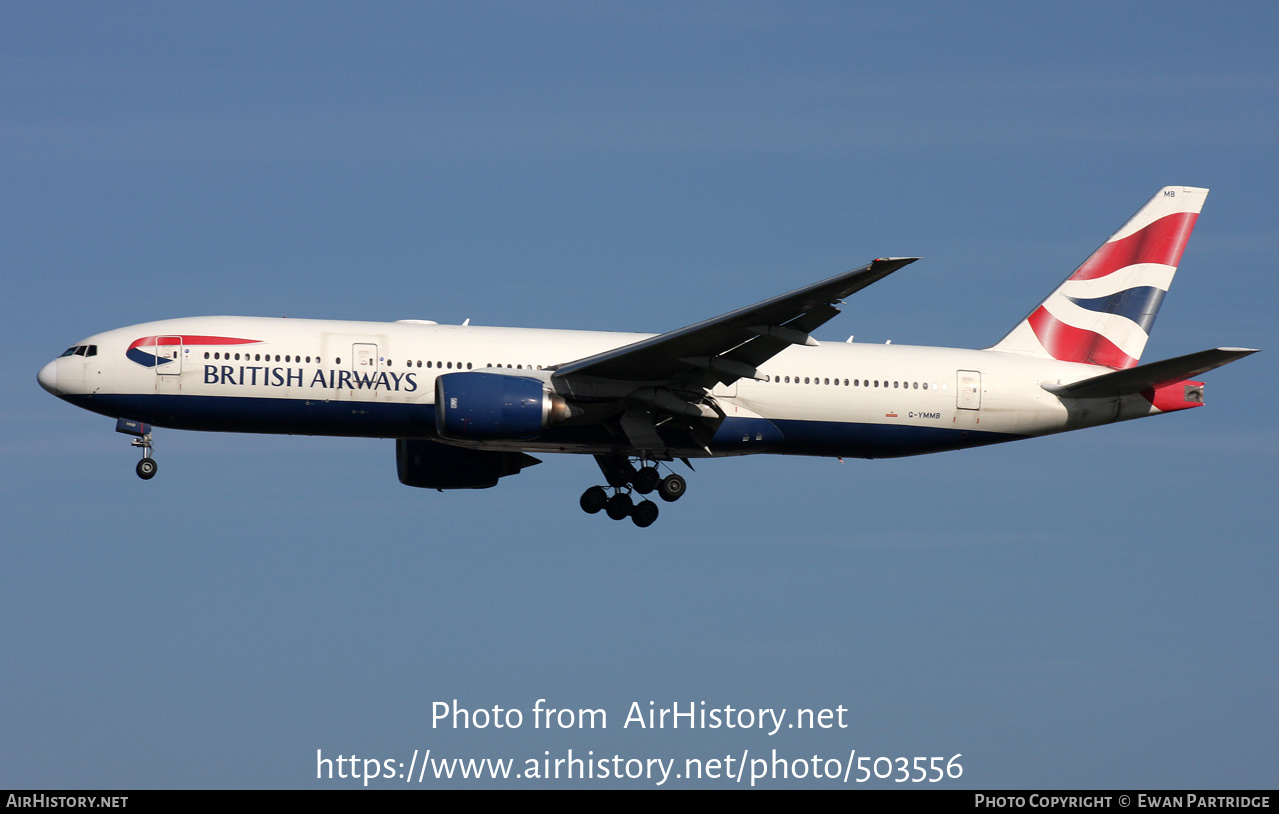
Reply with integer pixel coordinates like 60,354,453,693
989,187,1208,369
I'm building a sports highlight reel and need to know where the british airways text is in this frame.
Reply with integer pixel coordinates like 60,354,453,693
203,365,419,392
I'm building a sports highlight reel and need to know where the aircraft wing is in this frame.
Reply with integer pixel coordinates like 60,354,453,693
551,257,916,390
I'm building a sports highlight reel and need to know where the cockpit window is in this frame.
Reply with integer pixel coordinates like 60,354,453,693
60,346,78,357
74,346,88,356
86,345,97,357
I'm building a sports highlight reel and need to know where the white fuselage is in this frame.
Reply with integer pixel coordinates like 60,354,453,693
40,315,1161,460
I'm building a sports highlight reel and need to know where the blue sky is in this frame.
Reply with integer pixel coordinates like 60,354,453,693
3,2,1276,788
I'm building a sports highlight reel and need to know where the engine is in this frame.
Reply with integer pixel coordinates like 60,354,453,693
435,372,574,440
396,438,540,490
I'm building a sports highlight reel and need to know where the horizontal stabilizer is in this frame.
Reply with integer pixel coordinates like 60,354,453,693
1043,347,1258,399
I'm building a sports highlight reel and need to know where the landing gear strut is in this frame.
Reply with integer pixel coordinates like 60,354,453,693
578,454,686,527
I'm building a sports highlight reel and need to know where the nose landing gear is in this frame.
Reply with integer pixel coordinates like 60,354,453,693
116,418,157,481
579,455,686,527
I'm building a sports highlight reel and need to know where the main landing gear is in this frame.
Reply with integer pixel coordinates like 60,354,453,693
579,455,686,528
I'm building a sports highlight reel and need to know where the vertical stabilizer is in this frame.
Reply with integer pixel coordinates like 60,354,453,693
988,186,1208,369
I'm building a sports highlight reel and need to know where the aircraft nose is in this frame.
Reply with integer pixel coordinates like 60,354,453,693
37,360,61,395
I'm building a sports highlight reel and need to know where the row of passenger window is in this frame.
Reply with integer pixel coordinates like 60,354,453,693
204,351,545,373
206,351,316,363
764,374,947,391
390,360,544,371
200,348,938,393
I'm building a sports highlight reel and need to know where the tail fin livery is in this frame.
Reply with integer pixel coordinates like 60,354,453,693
989,186,1208,369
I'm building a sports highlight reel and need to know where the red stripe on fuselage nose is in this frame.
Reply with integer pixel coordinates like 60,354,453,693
127,335,261,350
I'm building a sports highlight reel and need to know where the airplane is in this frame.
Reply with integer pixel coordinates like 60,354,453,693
38,186,1256,527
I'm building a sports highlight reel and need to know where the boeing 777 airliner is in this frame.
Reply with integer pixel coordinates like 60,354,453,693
38,187,1255,526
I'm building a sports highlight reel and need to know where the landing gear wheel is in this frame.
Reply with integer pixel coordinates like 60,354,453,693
631,500,659,528
633,466,660,495
136,458,158,480
580,486,608,514
605,493,633,521
658,473,685,502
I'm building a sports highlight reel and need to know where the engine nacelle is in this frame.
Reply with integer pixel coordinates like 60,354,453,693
435,372,573,440
396,438,540,490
